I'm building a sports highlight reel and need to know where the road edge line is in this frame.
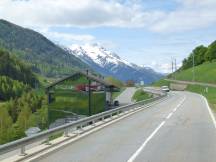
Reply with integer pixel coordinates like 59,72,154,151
202,95,216,129
21,96,170,162
127,95,186,162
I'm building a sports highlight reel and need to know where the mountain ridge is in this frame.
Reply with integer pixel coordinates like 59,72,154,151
0,19,89,77
64,43,163,84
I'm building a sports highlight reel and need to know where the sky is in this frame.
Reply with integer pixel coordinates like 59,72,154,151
1,0,216,73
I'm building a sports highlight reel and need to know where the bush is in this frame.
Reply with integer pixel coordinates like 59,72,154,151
132,89,152,102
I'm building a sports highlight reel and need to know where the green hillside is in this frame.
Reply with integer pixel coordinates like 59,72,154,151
0,48,47,144
153,62,216,112
0,48,38,86
153,38,216,112
170,62,216,84
105,76,124,88
0,19,88,77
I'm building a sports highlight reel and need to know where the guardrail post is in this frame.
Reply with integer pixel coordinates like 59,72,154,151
45,137,52,145
123,110,127,114
64,129,70,137
110,114,113,119
117,111,120,116
20,146,27,156
101,116,105,122
92,120,96,126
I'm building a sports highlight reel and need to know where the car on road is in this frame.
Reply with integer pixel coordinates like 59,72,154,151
161,86,170,92
114,100,119,106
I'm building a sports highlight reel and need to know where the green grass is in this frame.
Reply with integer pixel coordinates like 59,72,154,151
152,62,216,112
48,89,106,123
105,76,124,88
0,102,5,106
171,62,216,84
186,85,216,111
132,89,153,102
152,79,171,87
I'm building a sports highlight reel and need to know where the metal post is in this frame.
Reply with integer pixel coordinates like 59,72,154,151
92,120,96,126
104,86,107,111
47,90,51,129
88,79,92,116
20,146,26,156
64,129,70,137
174,58,177,80
110,88,113,106
192,53,195,81
171,59,173,79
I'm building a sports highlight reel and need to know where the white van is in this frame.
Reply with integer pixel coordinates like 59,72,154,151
161,86,170,92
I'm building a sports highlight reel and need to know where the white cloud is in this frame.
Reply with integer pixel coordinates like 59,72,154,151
0,0,163,28
35,28,95,44
151,0,216,32
0,0,216,32
148,61,182,74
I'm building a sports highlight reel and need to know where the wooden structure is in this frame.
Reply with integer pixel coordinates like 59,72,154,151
45,70,119,116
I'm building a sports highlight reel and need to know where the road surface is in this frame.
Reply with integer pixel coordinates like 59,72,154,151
116,87,137,105
34,91,216,162
165,79,216,88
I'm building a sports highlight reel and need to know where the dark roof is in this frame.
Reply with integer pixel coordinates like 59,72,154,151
46,70,117,90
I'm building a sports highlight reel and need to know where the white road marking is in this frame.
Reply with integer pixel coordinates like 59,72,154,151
127,121,165,162
173,108,177,112
127,95,186,162
202,95,216,129
166,112,173,119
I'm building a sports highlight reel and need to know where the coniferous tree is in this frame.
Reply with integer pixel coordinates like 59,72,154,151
0,105,13,144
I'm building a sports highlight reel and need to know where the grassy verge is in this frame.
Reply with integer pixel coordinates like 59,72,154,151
186,85,216,112
132,89,153,102
152,79,171,87
170,62,216,84
48,90,106,123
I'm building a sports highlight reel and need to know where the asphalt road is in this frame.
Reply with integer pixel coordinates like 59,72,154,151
165,79,216,88
116,87,137,105
35,91,216,162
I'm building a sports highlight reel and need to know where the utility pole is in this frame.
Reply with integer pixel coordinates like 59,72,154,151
174,58,177,80
86,70,92,116
192,53,195,82
171,59,173,79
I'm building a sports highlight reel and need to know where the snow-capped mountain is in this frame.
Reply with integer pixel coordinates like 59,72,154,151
64,43,163,84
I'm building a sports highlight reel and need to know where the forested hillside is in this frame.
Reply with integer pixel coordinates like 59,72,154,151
105,76,124,88
0,49,38,86
0,48,47,144
181,40,216,70
0,19,88,77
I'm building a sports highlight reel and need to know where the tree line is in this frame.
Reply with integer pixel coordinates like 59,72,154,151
0,48,47,144
181,40,216,70
0,76,30,100
0,92,48,144
0,48,38,87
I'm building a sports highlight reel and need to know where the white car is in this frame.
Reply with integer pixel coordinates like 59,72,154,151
161,86,170,92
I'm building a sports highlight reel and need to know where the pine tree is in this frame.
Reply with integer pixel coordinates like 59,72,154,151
0,105,13,144
16,104,32,132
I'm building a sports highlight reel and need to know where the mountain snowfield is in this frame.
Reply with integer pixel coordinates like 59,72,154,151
64,43,163,84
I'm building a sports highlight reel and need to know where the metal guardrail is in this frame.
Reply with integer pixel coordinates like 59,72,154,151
0,93,167,157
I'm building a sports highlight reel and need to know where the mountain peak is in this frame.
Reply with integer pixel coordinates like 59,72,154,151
65,43,163,84
0,19,88,77
69,43,132,67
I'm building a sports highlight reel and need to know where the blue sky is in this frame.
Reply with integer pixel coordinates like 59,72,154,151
1,0,216,73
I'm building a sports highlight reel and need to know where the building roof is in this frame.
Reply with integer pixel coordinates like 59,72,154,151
45,70,117,90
